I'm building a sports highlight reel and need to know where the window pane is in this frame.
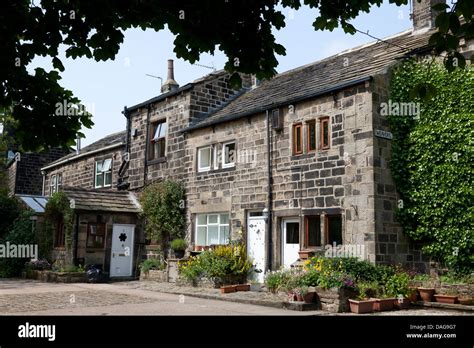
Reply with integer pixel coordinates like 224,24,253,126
197,214,206,225
158,138,166,158
327,216,342,245
208,226,219,245
286,222,299,244
307,216,321,246
322,120,329,148
224,143,235,164
105,172,112,186
102,158,112,172
153,142,159,159
57,174,62,185
208,214,218,224
95,173,104,187
96,161,103,173
220,214,229,225
51,175,57,186
308,122,316,151
196,226,207,245
153,123,161,140
199,147,211,168
296,127,302,152
158,122,167,138
220,226,229,244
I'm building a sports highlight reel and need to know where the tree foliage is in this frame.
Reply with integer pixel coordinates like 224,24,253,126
0,192,22,239
0,0,472,151
139,180,186,249
388,59,473,273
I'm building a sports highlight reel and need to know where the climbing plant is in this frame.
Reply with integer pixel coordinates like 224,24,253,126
139,180,186,252
388,58,473,273
44,191,75,266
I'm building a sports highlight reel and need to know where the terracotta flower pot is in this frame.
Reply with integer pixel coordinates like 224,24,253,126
407,289,419,302
418,287,435,302
373,298,395,311
394,297,410,310
434,294,458,304
235,284,250,292
295,294,304,302
458,297,473,306
303,292,315,304
349,299,375,314
194,245,203,251
220,285,236,294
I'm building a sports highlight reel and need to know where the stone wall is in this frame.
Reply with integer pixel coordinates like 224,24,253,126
44,147,124,195
8,148,69,195
313,286,357,313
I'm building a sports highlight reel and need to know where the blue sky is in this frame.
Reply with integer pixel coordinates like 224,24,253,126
31,1,413,146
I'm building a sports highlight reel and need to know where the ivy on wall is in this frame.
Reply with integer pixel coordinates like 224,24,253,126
139,180,186,252
44,192,74,266
388,59,473,273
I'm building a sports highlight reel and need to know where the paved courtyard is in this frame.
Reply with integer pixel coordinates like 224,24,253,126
0,279,470,316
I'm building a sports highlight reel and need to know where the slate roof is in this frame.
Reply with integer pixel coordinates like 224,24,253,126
63,187,140,213
184,29,434,132
43,130,126,169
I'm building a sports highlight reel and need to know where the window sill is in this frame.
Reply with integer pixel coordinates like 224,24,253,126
196,166,235,176
147,157,167,165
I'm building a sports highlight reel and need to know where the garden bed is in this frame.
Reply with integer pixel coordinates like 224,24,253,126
23,269,87,283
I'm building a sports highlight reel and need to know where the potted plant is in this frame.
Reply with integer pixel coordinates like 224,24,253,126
417,278,436,302
170,238,187,259
235,283,251,292
349,282,377,314
194,245,203,252
458,296,473,306
373,286,395,312
434,288,458,304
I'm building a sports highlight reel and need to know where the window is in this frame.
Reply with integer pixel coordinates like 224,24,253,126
307,120,317,152
320,117,330,150
305,215,321,247
87,223,106,249
197,146,212,172
325,215,342,245
50,174,62,195
286,222,300,244
54,221,65,247
293,123,303,155
149,120,167,160
195,213,230,246
95,159,112,188
222,142,236,168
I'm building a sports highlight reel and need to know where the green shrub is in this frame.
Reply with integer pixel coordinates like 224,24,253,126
140,258,165,273
384,272,410,298
0,192,21,239
0,211,36,277
179,244,253,281
139,180,186,251
356,281,379,300
170,238,187,251
264,269,299,293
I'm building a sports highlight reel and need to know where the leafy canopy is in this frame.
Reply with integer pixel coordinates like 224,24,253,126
1,0,472,151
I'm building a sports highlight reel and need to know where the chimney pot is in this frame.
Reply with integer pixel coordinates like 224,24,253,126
161,59,180,93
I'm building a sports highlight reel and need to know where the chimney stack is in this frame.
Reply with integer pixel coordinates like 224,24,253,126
411,0,445,32
76,137,81,154
161,59,179,93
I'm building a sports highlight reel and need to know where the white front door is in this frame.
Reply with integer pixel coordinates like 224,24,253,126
282,219,300,268
110,224,135,277
247,212,266,283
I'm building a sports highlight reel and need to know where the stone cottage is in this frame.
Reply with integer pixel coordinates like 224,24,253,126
40,0,472,280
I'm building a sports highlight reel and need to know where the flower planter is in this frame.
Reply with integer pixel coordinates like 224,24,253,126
349,299,376,314
303,292,315,304
174,250,185,259
407,289,419,302
298,250,315,260
295,294,304,302
394,298,410,310
433,294,458,304
373,298,395,311
220,285,236,294
418,288,435,302
235,284,250,292
194,245,203,251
